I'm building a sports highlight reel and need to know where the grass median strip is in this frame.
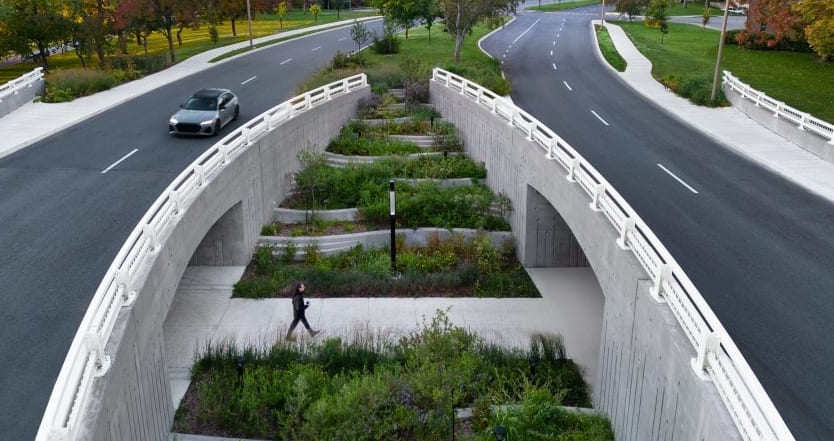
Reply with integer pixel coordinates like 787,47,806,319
595,25,627,72
527,0,601,12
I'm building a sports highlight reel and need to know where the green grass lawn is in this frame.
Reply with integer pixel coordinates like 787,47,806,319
527,0,600,12
298,23,509,95
665,3,723,16
616,21,834,122
596,25,627,71
0,9,376,83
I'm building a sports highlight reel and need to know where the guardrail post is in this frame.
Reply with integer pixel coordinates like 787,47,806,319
242,127,251,145
85,334,112,377
547,138,557,160
617,218,635,250
325,86,332,101
526,122,534,141
589,183,605,211
116,268,137,305
305,93,312,109
169,189,181,216
798,113,807,131
649,263,671,303
690,331,720,381
142,225,160,253
491,98,497,114
755,91,763,107
194,164,205,187
477,88,483,104
508,107,515,126
460,80,466,95
773,102,782,118
566,158,580,183
219,142,230,162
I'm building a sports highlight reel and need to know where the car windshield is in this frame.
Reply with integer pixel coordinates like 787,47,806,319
182,97,217,111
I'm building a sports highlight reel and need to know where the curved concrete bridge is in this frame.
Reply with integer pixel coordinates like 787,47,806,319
36,71,789,441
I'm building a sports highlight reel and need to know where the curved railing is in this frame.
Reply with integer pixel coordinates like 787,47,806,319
0,67,44,101
35,74,368,441
432,67,795,441
724,70,834,144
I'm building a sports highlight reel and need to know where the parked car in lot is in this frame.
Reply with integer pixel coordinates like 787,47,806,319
169,88,239,136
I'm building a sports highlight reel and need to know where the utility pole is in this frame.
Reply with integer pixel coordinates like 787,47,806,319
710,0,731,101
246,0,254,49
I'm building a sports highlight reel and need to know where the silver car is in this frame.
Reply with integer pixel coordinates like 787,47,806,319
169,88,240,136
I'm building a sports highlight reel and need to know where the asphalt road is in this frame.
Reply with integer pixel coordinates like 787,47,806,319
0,20,382,441
481,7,834,441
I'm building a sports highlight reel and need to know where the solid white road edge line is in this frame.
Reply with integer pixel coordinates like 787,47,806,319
280,58,293,65
590,110,609,126
240,76,257,85
101,149,139,174
563,81,573,91
657,164,699,194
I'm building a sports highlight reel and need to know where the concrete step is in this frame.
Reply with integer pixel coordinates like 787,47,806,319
324,151,465,167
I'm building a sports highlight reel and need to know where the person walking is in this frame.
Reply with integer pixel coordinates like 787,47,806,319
285,282,320,340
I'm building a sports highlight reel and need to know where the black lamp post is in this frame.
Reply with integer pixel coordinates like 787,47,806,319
389,180,396,273
493,425,507,441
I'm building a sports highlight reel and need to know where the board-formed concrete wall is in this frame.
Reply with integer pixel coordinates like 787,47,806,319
0,78,44,118
81,86,369,441
724,84,834,164
431,82,740,441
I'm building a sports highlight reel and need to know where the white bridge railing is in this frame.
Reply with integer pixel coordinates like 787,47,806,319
432,67,795,441
35,73,368,441
0,67,44,102
724,70,834,144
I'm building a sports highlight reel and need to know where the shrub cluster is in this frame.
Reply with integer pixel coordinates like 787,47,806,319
326,131,422,155
174,312,602,440
43,68,116,102
660,74,728,107
727,30,813,53
442,60,512,96
236,234,531,298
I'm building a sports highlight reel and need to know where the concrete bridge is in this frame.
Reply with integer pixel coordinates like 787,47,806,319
35,71,787,441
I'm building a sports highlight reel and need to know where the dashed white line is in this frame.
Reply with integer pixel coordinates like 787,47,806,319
280,58,293,65
512,19,540,45
552,63,558,70
338,37,347,41
563,81,573,91
658,164,699,194
557,33,561,38
503,54,507,58
591,110,609,126
312,46,321,51
240,76,257,85
552,40,556,46
550,50,553,56
101,149,139,174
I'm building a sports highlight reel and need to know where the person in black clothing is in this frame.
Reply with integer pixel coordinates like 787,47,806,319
285,283,320,340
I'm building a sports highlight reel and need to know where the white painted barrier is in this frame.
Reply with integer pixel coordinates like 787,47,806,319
432,67,795,441
0,67,44,102
724,70,834,144
34,74,368,441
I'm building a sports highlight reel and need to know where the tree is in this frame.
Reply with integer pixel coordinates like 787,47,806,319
310,2,320,20
615,0,646,20
377,0,418,39
792,0,834,60
746,0,802,46
218,0,266,36
331,0,343,18
0,0,72,70
415,0,439,43
277,0,288,28
350,19,369,64
645,0,669,27
441,0,517,63
66,0,115,66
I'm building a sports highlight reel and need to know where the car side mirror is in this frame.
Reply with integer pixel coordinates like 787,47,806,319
179,104,184,108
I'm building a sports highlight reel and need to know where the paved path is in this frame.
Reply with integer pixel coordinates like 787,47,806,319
163,266,605,410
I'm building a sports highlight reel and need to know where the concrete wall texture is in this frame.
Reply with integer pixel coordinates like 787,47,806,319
724,84,834,164
431,82,741,441
82,86,369,441
0,79,44,118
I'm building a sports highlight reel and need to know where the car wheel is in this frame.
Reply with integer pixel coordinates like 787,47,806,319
213,119,221,136
233,105,240,121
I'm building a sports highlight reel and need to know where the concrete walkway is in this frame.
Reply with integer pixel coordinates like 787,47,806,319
163,265,605,410
0,16,380,161
598,20,834,203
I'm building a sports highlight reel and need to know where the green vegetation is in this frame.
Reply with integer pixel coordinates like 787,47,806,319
174,311,603,439
596,25,628,72
327,133,423,155
664,3,722,17
299,24,510,96
527,0,600,12
235,235,533,298
617,20,834,118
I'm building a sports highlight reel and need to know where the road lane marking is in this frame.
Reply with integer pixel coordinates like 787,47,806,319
553,40,556,45
503,54,507,58
240,76,257,85
312,46,321,51
552,63,558,70
512,18,540,45
557,33,561,38
590,110,609,126
280,58,293,65
101,149,138,174
563,81,573,91
658,164,699,194
338,37,347,41
550,49,553,56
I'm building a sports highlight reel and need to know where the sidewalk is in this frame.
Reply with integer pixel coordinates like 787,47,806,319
597,20,834,203
163,266,605,410
0,16,380,161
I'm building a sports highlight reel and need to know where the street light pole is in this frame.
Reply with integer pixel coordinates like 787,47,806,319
246,0,254,49
710,0,731,101
600,0,606,27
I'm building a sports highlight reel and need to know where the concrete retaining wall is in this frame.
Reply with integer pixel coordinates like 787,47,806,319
84,86,369,441
0,79,44,118
724,84,834,164
431,82,740,441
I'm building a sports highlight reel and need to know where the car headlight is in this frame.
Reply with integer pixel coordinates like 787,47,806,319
169,117,178,125
200,119,215,126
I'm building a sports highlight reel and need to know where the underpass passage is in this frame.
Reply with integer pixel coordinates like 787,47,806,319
484,6,834,441
189,201,249,266
525,184,588,267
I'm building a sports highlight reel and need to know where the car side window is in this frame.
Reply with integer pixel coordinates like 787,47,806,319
220,94,230,107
